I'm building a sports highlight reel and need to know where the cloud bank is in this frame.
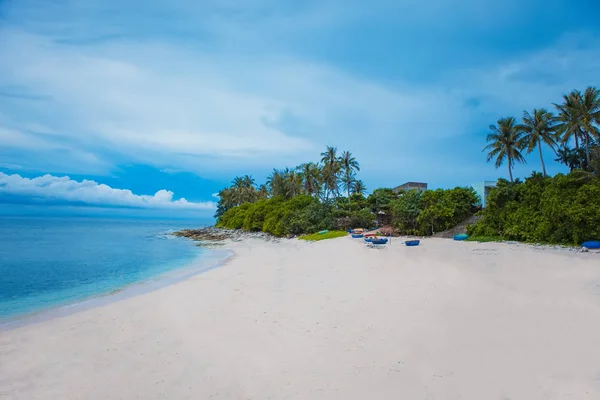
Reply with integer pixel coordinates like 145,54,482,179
1,0,599,189
0,172,216,210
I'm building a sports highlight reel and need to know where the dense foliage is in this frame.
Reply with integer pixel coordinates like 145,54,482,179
213,86,600,243
216,156,480,236
467,172,600,245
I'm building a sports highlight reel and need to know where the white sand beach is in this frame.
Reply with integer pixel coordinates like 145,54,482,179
2,237,600,399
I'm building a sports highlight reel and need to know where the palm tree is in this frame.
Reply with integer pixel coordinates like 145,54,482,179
518,108,557,177
297,162,321,197
484,117,527,182
352,180,366,196
574,87,600,168
266,169,286,197
554,88,600,170
320,146,341,198
554,93,583,167
257,184,269,199
340,150,360,198
230,175,257,204
282,168,302,198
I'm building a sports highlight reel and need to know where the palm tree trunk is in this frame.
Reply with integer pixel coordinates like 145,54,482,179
575,130,584,169
538,142,547,177
508,157,513,182
585,132,591,171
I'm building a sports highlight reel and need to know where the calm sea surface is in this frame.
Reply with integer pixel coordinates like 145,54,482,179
0,216,219,321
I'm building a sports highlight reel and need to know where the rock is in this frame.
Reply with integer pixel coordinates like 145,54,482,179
581,247,589,253
172,226,276,244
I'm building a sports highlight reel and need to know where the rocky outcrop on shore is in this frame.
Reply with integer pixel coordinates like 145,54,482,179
172,227,277,247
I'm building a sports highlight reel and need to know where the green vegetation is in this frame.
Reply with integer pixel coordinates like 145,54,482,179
216,86,599,243
476,85,600,245
467,172,600,245
215,147,480,237
299,231,348,241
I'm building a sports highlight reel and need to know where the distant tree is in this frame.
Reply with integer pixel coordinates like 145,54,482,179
320,146,341,198
266,169,286,197
282,168,303,198
484,117,527,182
555,87,600,170
554,145,583,171
297,162,321,197
518,108,558,177
351,179,366,196
367,188,398,214
554,92,584,168
340,150,360,199
574,87,600,169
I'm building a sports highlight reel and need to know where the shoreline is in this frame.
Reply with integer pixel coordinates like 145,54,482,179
3,236,600,399
0,247,234,331
1,227,272,330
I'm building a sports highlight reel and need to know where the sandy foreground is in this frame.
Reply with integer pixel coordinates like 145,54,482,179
1,237,600,399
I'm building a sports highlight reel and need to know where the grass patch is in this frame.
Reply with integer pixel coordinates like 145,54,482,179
465,236,504,243
299,230,348,241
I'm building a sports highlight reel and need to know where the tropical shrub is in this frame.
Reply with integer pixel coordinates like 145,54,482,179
417,187,479,235
216,202,251,229
390,189,422,234
468,172,600,244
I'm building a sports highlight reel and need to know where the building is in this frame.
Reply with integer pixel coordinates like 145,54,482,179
393,182,428,193
471,181,496,208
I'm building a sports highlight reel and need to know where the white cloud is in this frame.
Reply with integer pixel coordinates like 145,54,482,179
0,172,216,210
1,0,599,187
0,26,470,177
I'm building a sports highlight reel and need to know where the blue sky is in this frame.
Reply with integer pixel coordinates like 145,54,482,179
1,0,600,217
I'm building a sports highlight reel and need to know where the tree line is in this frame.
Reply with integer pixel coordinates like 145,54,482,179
215,146,364,218
485,86,600,180
215,146,480,237
467,172,600,245
473,86,600,245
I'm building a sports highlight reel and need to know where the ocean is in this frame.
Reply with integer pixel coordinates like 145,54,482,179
0,216,225,323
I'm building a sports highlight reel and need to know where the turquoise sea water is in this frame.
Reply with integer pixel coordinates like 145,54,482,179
0,216,221,322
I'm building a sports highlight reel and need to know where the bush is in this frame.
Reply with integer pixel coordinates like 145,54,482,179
219,195,333,236
390,189,422,234
216,203,251,229
469,172,600,244
367,188,398,214
242,199,270,231
393,187,479,235
217,186,480,238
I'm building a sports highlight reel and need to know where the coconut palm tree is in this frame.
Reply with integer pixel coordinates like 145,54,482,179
230,175,257,204
574,87,600,168
257,184,269,199
518,108,557,177
554,88,600,170
214,187,234,218
282,168,302,198
266,169,286,197
484,117,527,182
297,162,321,197
554,93,583,166
340,150,360,198
320,146,341,198
352,180,366,196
